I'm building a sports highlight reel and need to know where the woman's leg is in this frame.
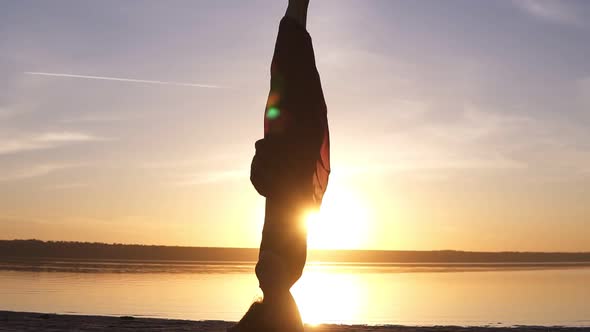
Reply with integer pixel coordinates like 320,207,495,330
285,0,309,28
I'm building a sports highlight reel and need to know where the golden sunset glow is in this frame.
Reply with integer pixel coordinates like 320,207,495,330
305,184,370,250
2,1,590,254
2,2,590,331
291,265,364,325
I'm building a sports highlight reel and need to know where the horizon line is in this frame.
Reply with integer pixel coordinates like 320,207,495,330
3,239,590,254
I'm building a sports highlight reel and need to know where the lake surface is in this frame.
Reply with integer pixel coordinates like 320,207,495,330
0,260,589,327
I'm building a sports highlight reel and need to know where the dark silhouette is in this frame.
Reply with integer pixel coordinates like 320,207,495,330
229,0,330,331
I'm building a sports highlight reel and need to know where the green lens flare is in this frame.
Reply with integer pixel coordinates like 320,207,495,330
266,107,280,120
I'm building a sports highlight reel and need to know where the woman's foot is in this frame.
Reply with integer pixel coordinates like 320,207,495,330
286,0,310,28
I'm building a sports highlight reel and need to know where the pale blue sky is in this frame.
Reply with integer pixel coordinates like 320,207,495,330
1,1,589,251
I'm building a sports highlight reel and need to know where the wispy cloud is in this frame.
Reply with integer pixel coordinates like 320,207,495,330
24,72,225,89
0,163,83,182
336,152,526,181
43,182,89,190
513,0,584,26
0,131,109,155
173,169,247,186
140,151,250,170
60,113,134,124
579,76,590,107
334,102,588,181
0,107,16,119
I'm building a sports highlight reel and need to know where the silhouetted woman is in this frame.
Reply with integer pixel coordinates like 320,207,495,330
228,0,330,331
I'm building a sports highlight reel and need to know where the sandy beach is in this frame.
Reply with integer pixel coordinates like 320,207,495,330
1,311,588,332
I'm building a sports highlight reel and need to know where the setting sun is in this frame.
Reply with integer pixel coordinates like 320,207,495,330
305,184,370,250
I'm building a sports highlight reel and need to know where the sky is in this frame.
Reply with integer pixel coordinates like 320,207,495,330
1,0,589,252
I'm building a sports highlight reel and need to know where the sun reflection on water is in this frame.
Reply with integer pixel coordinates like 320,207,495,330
291,264,365,325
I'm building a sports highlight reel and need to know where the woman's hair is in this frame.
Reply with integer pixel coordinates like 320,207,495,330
229,301,266,332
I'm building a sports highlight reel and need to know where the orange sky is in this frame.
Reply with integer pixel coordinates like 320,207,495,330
1,1,590,251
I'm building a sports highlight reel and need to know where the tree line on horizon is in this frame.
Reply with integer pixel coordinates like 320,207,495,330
2,239,590,263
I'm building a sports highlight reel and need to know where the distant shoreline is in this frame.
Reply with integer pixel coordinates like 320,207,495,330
2,239,590,264
2,257,590,274
4,256,590,264
1,311,588,331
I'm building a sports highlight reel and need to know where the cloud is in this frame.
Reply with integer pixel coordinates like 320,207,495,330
336,101,590,181
0,107,18,119
139,152,252,186
0,131,109,155
579,76,590,107
24,72,225,89
337,149,526,182
140,151,250,170
340,156,525,177
59,113,134,123
43,182,89,190
513,0,584,26
172,169,247,186
0,163,83,182
38,132,100,143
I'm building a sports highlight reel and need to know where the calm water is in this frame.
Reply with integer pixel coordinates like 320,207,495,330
0,260,589,326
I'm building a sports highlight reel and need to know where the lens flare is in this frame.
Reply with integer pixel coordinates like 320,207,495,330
266,107,281,120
